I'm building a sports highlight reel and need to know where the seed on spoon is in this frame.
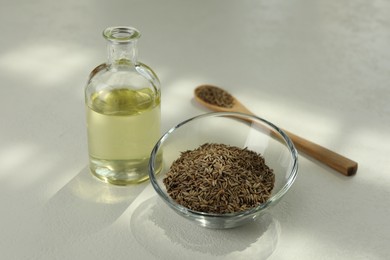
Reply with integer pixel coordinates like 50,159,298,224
195,85,235,108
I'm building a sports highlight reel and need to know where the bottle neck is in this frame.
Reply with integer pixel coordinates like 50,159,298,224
103,26,141,67
107,41,138,66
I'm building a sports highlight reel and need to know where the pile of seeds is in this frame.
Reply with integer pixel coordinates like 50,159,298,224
195,85,235,108
163,143,275,214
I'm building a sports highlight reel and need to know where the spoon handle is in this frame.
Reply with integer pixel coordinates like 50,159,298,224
283,130,358,176
231,104,358,175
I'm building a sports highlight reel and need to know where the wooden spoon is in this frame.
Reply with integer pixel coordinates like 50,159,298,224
194,84,358,176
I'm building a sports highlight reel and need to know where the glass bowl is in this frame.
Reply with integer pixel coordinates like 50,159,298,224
149,112,298,229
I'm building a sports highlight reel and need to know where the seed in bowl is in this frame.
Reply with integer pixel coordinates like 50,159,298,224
163,143,275,214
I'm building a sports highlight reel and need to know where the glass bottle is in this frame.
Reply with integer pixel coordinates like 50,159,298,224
85,26,161,185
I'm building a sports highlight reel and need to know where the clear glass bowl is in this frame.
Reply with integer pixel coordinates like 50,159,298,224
149,112,298,229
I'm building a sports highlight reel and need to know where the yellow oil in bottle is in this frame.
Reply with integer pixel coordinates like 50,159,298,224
86,87,161,185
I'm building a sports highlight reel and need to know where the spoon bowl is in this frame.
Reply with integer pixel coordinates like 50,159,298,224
194,85,252,114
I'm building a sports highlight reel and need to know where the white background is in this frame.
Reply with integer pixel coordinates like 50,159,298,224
1,0,389,259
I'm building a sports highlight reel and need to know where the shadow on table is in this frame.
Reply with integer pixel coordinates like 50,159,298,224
130,196,281,260
43,165,147,238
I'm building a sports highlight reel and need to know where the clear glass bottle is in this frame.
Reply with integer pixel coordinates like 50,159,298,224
85,26,161,185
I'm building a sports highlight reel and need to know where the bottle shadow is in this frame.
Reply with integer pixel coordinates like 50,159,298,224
42,165,148,239
130,196,281,260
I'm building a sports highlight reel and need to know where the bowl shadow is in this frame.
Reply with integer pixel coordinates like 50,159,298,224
130,196,281,260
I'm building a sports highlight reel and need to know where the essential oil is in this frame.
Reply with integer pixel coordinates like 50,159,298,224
86,88,160,185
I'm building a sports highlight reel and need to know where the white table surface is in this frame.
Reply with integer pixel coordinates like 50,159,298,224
1,0,389,259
